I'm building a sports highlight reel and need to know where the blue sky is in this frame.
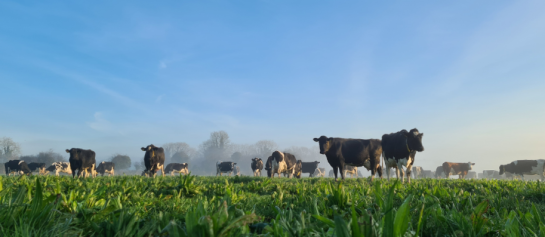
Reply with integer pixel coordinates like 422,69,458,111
1,1,544,171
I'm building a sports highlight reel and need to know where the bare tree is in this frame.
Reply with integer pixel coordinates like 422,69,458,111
163,142,196,162
199,131,231,161
20,149,65,166
255,140,278,158
0,137,21,162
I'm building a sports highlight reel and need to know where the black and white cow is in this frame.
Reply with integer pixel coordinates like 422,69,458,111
66,148,97,178
96,161,115,176
313,136,382,181
4,160,31,176
251,158,264,177
344,165,358,178
165,163,189,176
412,166,423,179
313,168,326,177
269,151,297,178
382,128,424,183
499,160,545,181
141,144,166,177
300,161,320,177
216,161,237,176
46,162,72,176
264,156,273,177
27,162,47,175
294,160,303,178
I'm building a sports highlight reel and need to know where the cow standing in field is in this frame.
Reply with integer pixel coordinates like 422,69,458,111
313,136,382,181
4,160,31,176
422,170,433,178
216,161,237,176
412,166,423,179
435,166,449,178
251,158,264,177
382,129,424,183
269,151,297,178
66,148,97,178
27,162,47,175
499,160,545,181
482,170,501,179
313,168,326,177
344,165,358,178
46,162,72,176
299,161,321,177
165,163,189,176
96,161,115,176
442,162,475,179
141,144,165,177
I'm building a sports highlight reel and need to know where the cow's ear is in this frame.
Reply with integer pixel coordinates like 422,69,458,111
328,137,333,141
313,138,319,142
141,147,146,151
65,149,70,153
472,163,475,165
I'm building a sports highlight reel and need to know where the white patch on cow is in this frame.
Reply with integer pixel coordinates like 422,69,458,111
413,131,419,136
18,160,24,165
271,157,287,178
468,162,474,170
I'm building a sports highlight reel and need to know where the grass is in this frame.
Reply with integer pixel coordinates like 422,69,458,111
0,174,544,236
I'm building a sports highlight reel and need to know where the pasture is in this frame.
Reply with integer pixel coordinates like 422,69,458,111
1,175,544,236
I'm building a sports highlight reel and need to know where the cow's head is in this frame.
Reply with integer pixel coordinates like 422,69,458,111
313,136,333,154
271,151,284,163
467,162,475,170
405,129,424,152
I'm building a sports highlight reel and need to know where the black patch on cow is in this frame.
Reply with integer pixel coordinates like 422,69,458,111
66,148,96,178
301,161,320,177
217,162,237,172
499,160,539,176
96,162,115,175
165,163,188,173
141,144,166,177
27,162,46,172
4,160,32,175
313,136,382,181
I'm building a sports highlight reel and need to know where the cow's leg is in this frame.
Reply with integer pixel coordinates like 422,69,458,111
405,164,413,184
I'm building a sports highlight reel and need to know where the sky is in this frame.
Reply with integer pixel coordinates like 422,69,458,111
1,1,544,173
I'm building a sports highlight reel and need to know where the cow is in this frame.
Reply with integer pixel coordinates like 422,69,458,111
96,161,115,176
466,171,477,179
27,162,47,175
344,165,358,178
412,166,423,179
422,170,433,178
46,162,72,176
264,156,273,177
435,166,448,178
298,161,321,177
313,136,382,181
66,148,97,178
382,128,424,183
165,163,189,176
216,161,237,176
294,160,303,178
141,144,165,177
442,162,475,179
499,160,545,181
269,151,297,178
251,158,264,177
313,168,326,177
482,170,501,179
4,160,31,176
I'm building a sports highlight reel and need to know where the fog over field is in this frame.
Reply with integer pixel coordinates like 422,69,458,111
1,1,545,175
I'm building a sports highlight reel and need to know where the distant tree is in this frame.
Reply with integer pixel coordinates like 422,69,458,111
0,137,21,162
163,142,195,163
199,131,231,162
231,151,243,163
20,149,65,166
171,151,190,163
111,154,131,170
254,140,278,158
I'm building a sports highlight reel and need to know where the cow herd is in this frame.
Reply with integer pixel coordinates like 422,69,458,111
3,129,545,181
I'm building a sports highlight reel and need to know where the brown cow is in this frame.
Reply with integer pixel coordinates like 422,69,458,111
442,162,475,179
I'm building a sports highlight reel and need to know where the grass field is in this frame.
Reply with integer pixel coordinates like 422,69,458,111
1,174,544,236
